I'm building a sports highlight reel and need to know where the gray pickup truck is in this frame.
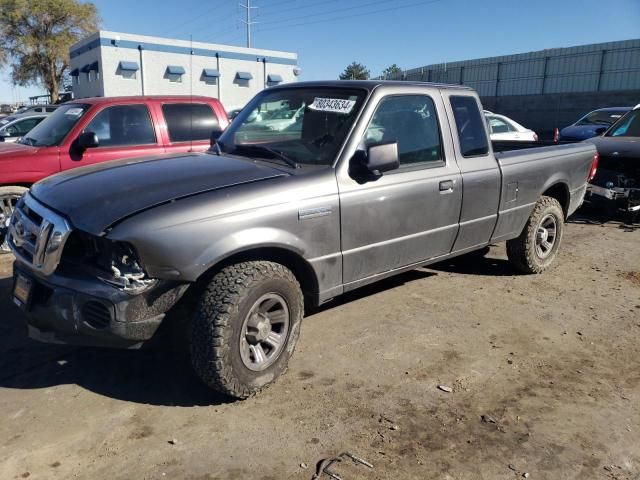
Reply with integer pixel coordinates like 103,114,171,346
8,81,598,399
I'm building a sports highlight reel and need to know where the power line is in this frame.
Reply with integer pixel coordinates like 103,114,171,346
157,1,238,39
257,0,344,19
258,0,444,32
258,0,440,28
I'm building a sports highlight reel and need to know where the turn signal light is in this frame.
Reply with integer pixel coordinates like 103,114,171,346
588,153,599,182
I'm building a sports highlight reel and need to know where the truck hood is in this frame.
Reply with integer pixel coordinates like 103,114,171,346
585,136,640,159
0,141,40,158
30,152,286,235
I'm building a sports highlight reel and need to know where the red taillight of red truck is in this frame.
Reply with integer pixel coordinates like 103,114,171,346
588,153,599,182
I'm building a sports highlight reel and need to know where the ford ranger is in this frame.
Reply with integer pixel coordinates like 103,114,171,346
8,81,598,399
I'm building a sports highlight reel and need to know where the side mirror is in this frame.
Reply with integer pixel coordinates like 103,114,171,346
77,131,99,150
363,141,400,176
209,129,223,147
595,127,607,135
0,130,9,140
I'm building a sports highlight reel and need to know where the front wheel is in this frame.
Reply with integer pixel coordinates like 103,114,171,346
507,196,564,274
0,186,28,254
190,261,304,399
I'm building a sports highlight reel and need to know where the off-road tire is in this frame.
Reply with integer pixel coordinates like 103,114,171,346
0,186,28,254
506,196,564,274
190,261,304,399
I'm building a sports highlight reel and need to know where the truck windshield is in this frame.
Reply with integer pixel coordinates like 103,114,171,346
218,87,367,167
17,104,90,147
606,110,640,137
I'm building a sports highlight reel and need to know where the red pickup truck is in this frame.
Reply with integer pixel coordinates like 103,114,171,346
0,95,229,252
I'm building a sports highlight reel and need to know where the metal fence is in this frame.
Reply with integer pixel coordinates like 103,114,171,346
379,39,640,97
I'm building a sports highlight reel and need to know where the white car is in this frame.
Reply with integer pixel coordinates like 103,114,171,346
484,110,538,142
0,115,47,143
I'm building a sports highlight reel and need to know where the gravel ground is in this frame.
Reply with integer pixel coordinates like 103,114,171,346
0,212,639,480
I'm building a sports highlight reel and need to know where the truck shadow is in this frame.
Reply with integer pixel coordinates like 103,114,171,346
0,274,228,407
428,248,518,276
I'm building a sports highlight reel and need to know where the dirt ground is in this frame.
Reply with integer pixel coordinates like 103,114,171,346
1,212,639,480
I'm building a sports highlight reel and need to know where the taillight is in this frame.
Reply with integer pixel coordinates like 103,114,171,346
553,128,559,143
533,133,539,142
588,153,599,182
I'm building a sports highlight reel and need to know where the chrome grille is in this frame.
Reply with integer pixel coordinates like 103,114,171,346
8,193,72,276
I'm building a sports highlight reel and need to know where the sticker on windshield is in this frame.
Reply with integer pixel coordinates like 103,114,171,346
65,108,84,116
308,98,356,114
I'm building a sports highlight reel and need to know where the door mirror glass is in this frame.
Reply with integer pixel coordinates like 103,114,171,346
77,131,99,149
356,141,399,178
0,130,10,138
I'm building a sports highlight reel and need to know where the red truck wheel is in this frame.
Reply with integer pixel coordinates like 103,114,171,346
0,186,28,254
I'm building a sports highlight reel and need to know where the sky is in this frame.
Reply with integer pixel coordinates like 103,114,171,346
1,0,639,103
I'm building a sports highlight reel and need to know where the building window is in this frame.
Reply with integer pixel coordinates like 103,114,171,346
118,61,140,80
235,71,253,87
267,74,283,86
202,68,220,86
166,65,186,83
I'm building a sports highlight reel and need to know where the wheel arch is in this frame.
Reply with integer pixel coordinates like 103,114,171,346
195,245,321,308
541,182,570,219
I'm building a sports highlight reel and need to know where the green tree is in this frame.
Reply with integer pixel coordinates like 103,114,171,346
0,0,100,103
382,64,402,79
339,61,370,80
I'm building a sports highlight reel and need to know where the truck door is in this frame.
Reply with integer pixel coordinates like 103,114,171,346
62,104,163,169
337,92,463,287
440,93,501,252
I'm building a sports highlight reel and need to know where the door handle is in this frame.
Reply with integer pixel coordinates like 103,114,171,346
439,180,454,192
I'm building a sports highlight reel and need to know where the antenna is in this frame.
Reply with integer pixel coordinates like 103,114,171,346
190,34,194,153
240,0,258,48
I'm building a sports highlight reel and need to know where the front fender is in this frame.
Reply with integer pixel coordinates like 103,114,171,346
191,227,307,280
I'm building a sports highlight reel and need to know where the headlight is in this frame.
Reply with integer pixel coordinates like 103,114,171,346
61,231,155,291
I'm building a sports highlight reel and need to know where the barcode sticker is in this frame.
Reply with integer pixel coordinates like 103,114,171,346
308,98,356,114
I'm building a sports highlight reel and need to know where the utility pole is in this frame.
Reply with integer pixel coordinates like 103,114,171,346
240,0,258,48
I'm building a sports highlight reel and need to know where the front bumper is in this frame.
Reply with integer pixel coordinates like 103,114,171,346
585,184,640,212
12,262,189,348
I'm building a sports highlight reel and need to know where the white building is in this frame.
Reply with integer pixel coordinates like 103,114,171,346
69,30,299,111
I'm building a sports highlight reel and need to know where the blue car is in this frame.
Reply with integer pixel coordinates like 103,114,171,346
559,107,633,141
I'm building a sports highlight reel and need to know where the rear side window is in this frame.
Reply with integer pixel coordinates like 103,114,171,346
84,104,156,147
450,96,489,157
162,103,220,142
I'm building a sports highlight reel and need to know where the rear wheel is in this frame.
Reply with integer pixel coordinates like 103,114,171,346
507,196,564,274
190,261,304,399
0,186,28,254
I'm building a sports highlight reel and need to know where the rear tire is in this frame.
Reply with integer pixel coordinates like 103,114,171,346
507,196,564,274
190,261,304,399
0,186,28,255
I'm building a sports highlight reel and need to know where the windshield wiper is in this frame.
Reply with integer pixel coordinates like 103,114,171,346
235,144,299,169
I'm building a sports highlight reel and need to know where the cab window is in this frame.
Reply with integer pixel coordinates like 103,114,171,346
162,103,220,142
450,96,489,157
363,95,443,167
84,104,156,147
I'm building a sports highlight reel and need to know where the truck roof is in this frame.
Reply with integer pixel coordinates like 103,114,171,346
270,80,473,92
63,95,222,105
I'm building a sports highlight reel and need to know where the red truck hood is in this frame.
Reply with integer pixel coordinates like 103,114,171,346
0,141,41,158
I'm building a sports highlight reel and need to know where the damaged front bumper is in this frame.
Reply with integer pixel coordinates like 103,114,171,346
12,261,189,348
585,184,640,212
